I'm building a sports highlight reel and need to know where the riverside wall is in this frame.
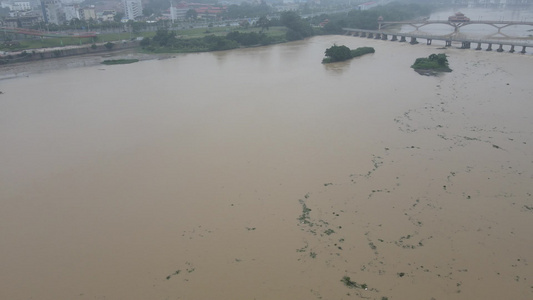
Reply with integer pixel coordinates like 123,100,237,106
1,40,140,64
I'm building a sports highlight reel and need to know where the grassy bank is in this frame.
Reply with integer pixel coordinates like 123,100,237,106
0,26,286,53
138,27,287,54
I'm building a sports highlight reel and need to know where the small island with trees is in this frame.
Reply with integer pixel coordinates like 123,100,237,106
411,53,452,75
322,45,375,63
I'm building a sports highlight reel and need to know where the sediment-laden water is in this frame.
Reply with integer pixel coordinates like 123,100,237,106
1,34,532,300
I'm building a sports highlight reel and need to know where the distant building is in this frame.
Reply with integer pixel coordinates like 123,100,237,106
123,0,142,20
40,0,65,24
276,4,299,12
17,14,41,27
63,4,80,21
100,10,116,22
2,17,19,28
193,5,225,19
12,2,32,11
169,2,227,21
170,6,188,21
357,1,379,11
2,14,41,28
79,6,96,20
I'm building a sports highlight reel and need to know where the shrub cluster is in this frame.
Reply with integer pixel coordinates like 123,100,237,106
101,59,139,65
280,11,314,41
411,53,451,72
322,45,375,63
226,31,273,46
141,29,280,52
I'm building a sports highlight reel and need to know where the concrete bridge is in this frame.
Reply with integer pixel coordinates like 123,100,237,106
378,20,533,35
342,28,533,53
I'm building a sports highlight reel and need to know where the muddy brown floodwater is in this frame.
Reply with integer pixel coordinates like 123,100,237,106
1,35,532,300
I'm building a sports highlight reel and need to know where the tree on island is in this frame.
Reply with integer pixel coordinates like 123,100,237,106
325,45,352,62
411,53,452,74
322,45,375,63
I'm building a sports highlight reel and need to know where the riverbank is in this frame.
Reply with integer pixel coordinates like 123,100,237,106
0,48,174,81
0,40,140,65
0,26,289,67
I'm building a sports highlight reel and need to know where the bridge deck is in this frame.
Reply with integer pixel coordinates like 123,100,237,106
342,28,533,48
379,20,533,26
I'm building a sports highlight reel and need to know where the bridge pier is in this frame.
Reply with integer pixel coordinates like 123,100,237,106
342,28,527,54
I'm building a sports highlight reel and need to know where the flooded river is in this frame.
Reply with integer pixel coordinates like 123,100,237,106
1,35,532,300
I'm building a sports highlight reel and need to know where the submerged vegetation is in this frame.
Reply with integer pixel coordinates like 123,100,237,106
298,198,312,224
322,45,375,63
341,276,368,290
411,53,452,74
101,59,139,65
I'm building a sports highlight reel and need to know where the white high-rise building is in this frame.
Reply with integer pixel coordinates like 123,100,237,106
41,0,65,24
123,0,142,20
63,5,79,21
12,2,32,11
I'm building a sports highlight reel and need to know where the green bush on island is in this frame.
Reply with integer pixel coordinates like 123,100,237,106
350,47,376,57
322,45,375,63
101,59,139,65
411,53,452,74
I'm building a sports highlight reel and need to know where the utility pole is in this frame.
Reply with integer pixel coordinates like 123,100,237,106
170,0,175,24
